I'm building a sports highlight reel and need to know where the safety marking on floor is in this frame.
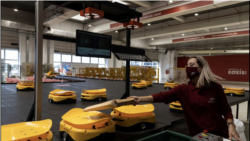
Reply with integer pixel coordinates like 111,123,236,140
2,86,16,93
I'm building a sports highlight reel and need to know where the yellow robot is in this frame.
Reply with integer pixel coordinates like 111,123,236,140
132,82,147,89
224,87,245,97
46,71,55,78
1,119,53,141
111,104,155,131
16,80,34,91
164,82,178,90
169,101,183,112
81,88,107,101
48,89,77,104
59,108,115,141
140,80,153,87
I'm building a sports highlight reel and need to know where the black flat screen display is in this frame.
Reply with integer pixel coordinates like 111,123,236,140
75,30,112,58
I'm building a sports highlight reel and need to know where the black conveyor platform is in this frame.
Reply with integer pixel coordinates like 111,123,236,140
1,79,249,141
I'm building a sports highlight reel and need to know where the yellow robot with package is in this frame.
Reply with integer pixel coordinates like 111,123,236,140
1,119,53,141
169,101,183,113
111,104,156,131
224,87,245,97
48,89,77,104
46,71,56,78
81,88,107,101
16,80,34,91
164,82,178,89
140,80,153,87
59,108,115,141
132,81,147,89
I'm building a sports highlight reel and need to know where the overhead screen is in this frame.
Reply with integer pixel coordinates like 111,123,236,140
75,30,112,58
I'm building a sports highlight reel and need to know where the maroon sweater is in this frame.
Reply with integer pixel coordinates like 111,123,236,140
151,81,233,138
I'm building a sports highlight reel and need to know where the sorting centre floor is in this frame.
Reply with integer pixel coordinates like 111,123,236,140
1,79,249,141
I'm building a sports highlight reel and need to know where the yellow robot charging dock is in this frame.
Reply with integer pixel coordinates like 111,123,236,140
81,88,107,101
59,108,115,141
1,119,53,141
169,101,183,113
224,87,245,97
16,80,34,91
48,89,77,104
164,82,178,90
111,104,155,131
132,82,147,89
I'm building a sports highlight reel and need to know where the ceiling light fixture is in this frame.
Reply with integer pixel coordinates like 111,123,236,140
211,48,213,49
151,38,154,40
182,34,185,36
195,13,198,16
88,24,92,27
148,23,151,26
169,0,173,3
112,0,129,5
224,27,228,30
115,30,118,33
14,9,18,12
71,14,86,21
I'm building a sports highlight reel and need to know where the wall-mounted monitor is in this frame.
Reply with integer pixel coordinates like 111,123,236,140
75,30,112,58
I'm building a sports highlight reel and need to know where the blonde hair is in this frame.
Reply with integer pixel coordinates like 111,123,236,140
186,55,224,88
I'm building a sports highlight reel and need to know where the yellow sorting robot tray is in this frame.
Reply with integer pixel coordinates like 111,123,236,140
169,101,183,112
48,89,76,104
224,87,245,97
81,88,107,101
1,119,53,141
16,84,34,91
60,108,115,141
111,104,155,131
164,82,178,89
46,71,55,78
132,82,147,89
140,80,153,87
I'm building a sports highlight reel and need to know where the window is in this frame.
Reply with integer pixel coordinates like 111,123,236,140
1,50,4,59
98,64,105,68
82,57,90,63
54,54,61,62
72,55,81,63
62,54,71,62
91,57,98,64
5,60,19,73
53,63,61,73
5,50,18,60
99,58,105,64
98,58,105,68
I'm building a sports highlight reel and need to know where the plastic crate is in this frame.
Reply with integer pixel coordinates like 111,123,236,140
136,130,194,141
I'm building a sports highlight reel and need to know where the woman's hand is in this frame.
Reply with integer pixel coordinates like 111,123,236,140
127,96,141,106
229,125,242,141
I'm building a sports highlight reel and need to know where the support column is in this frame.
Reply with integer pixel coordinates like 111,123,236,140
29,35,35,63
35,1,43,121
19,35,27,79
19,36,27,64
49,40,54,64
121,28,131,99
43,39,47,64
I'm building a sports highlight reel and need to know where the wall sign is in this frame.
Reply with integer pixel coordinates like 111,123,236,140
177,54,249,82
173,30,249,43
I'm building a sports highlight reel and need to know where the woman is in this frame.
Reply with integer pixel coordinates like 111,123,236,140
128,55,242,141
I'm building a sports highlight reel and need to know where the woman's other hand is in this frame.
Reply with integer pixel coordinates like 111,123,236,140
229,125,242,141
